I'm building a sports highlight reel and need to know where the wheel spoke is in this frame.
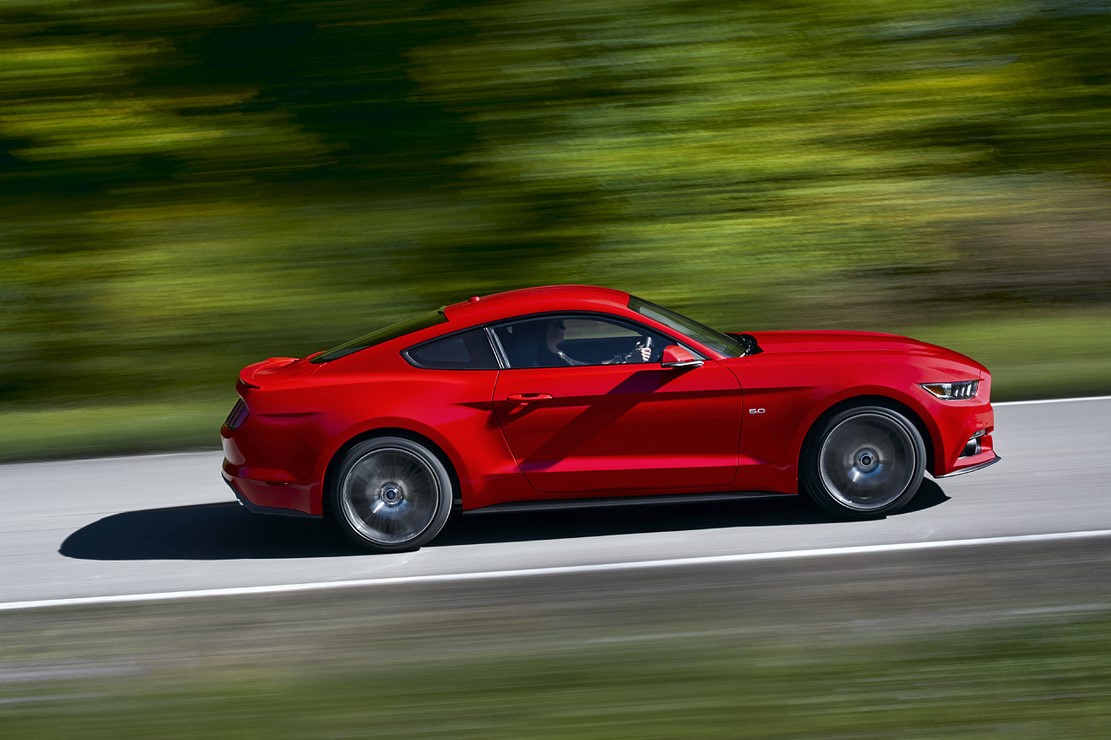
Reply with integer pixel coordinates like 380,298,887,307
340,447,442,546
818,412,918,512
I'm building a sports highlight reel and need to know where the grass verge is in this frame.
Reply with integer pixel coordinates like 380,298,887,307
1,597,1109,738
0,398,232,463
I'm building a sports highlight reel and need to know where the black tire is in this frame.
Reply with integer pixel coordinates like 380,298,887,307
801,405,926,518
330,436,453,552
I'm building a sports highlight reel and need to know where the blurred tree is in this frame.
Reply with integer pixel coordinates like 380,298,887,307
409,0,1111,316
0,1,480,399
1,0,1109,406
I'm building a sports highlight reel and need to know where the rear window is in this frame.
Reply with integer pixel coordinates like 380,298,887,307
404,328,499,370
312,310,447,363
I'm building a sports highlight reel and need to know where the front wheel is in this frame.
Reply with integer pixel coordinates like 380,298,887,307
330,436,454,552
801,406,926,518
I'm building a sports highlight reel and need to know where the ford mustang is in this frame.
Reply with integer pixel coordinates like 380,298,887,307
221,285,999,551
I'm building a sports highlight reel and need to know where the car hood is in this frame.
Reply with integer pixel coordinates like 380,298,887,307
740,330,986,374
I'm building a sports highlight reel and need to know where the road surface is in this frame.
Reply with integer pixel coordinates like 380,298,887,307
1,397,1109,609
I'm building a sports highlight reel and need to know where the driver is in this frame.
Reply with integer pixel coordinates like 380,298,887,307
540,319,652,366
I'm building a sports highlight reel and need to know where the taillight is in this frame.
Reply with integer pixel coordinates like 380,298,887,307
224,399,249,430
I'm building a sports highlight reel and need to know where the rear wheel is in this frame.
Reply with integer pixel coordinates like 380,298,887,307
802,405,926,518
330,436,453,552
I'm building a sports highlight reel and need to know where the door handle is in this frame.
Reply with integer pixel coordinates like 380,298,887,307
506,393,553,406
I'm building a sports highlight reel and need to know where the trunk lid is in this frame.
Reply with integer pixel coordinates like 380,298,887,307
238,356,317,390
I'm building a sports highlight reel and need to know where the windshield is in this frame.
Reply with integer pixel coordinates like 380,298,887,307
311,310,447,363
628,296,747,358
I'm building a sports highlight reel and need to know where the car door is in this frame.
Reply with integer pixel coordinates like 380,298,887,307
491,314,742,494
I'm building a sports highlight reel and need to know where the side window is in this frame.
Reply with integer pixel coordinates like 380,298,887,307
404,328,499,370
493,315,664,368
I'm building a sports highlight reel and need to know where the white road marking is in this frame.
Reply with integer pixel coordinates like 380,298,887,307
995,395,1111,407
3,529,1110,613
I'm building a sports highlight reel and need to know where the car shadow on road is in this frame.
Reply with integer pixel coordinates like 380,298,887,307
59,503,359,560
60,481,949,560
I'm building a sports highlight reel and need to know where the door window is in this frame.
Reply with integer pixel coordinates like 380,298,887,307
492,315,663,368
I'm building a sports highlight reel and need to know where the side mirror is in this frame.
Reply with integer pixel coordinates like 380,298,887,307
661,345,703,369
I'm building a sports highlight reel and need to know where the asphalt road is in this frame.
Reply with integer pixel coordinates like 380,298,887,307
2,397,1109,609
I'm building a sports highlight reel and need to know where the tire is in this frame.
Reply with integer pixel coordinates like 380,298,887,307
801,405,926,518
330,436,454,552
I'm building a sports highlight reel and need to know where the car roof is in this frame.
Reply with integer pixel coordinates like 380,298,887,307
441,285,632,326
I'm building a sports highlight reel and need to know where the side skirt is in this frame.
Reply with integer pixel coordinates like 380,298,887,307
464,491,796,515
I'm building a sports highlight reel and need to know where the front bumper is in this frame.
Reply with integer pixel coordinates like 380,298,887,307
934,452,1001,479
923,367,999,478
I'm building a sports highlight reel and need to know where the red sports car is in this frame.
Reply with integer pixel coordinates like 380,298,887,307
221,285,999,552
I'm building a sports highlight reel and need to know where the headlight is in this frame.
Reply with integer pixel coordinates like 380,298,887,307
920,380,979,400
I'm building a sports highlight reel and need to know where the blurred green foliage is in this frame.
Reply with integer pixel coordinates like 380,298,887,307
2,1,1110,424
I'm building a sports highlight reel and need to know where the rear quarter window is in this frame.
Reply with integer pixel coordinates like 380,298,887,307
404,328,499,370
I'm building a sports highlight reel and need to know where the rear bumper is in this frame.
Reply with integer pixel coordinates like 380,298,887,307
222,466,318,518
221,430,320,517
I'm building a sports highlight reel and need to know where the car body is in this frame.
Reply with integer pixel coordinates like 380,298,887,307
221,285,999,551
